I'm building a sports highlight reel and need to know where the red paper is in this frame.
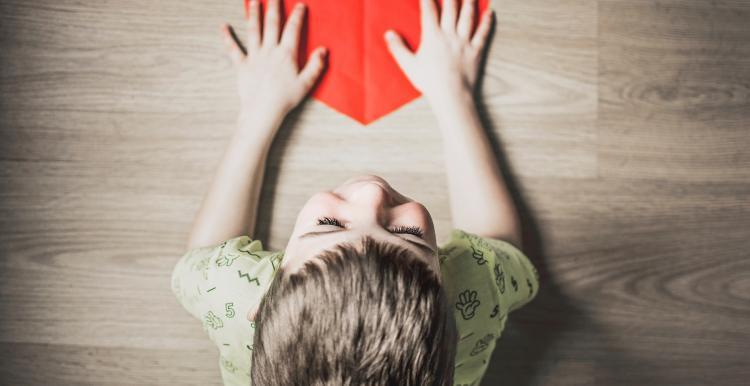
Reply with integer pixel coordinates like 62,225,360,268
245,0,489,125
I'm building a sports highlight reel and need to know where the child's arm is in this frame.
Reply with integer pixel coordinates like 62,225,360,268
385,0,521,248
186,0,327,250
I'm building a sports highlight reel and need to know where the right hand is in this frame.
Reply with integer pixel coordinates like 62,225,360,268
223,0,328,120
383,0,494,106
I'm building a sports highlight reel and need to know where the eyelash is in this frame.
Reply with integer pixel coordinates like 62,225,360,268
316,216,424,238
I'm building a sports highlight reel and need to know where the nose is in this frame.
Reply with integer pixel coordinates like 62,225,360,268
348,182,393,222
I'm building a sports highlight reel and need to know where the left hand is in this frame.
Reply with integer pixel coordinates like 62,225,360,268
221,0,328,118
384,0,493,109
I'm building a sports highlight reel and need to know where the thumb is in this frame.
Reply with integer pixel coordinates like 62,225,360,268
384,30,414,75
298,47,328,92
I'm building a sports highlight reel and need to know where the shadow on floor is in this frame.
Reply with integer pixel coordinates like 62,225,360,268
474,38,670,383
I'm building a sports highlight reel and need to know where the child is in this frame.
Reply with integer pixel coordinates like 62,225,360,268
171,0,540,384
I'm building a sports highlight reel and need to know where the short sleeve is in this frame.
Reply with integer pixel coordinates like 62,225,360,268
438,228,540,386
170,235,283,386
477,234,540,313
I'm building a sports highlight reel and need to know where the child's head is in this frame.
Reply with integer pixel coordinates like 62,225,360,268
251,175,456,384
252,235,457,385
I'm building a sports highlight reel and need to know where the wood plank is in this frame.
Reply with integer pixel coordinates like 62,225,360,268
0,342,221,385
599,0,750,182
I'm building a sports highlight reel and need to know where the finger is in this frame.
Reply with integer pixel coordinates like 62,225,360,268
262,0,281,46
456,0,475,40
246,0,261,52
440,0,458,33
470,8,494,51
221,23,244,66
419,0,440,33
298,46,327,91
384,30,415,75
280,2,306,51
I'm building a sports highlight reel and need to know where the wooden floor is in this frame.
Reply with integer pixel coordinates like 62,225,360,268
1,0,748,384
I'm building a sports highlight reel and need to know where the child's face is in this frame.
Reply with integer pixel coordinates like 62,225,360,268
282,174,440,276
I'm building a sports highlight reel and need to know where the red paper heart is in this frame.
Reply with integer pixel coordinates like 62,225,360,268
244,0,489,124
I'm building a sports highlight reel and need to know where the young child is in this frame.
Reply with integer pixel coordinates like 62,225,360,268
171,0,540,385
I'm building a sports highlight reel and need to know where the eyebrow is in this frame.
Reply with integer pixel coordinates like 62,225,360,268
299,229,435,255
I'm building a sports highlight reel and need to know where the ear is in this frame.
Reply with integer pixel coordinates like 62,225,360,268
247,304,259,322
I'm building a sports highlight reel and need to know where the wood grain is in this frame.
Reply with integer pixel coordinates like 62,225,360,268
1,0,748,385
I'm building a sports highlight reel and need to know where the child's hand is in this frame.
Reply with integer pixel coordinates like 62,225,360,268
222,0,328,118
383,0,493,107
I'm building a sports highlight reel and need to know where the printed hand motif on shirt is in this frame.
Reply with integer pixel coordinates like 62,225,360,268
470,246,487,265
456,290,481,320
204,310,224,330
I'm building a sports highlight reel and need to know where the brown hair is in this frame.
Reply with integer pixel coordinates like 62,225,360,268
251,235,457,385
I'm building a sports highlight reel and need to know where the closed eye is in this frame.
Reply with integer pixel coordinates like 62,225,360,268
316,216,425,239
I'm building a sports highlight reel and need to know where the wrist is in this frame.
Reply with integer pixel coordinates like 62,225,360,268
236,108,286,147
232,123,276,152
425,83,476,112
238,106,286,130
426,86,478,121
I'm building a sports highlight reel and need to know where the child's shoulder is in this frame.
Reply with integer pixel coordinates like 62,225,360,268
177,235,283,273
438,228,524,265
186,235,281,259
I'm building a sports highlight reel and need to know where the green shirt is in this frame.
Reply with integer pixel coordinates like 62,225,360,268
171,228,540,386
